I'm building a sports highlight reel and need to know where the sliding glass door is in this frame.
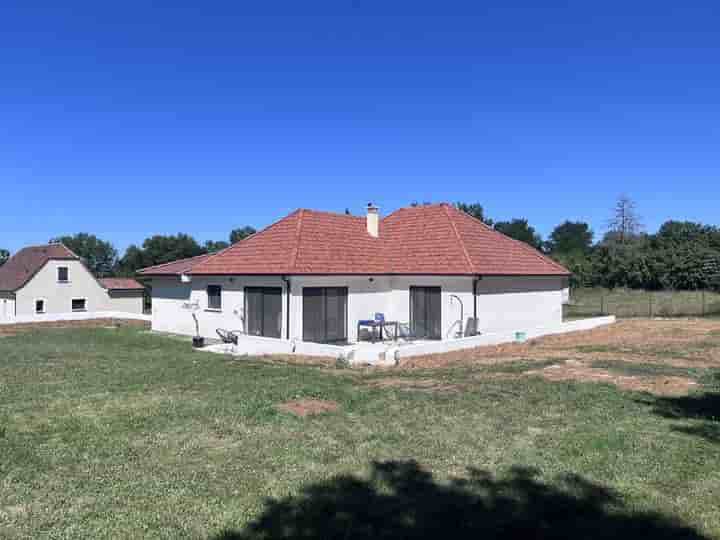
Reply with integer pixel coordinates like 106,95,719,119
245,287,282,338
302,287,348,343
410,286,441,339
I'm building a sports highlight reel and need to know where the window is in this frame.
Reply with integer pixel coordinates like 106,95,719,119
57,267,69,282
35,299,45,314
207,285,222,311
71,298,86,312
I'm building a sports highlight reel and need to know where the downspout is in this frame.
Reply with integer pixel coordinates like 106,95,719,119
282,276,291,340
473,276,480,335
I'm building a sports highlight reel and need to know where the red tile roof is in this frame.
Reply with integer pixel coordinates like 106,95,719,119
0,244,78,292
150,203,567,277
99,278,145,291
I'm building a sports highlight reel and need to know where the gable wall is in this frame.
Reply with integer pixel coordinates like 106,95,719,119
15,260,111,316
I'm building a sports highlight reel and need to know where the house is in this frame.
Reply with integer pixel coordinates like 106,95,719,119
0,243,146,323
138,203,574,348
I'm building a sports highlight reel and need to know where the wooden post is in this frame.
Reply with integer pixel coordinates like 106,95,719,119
702,290,706,317
600,295,605,316
649,294,653,318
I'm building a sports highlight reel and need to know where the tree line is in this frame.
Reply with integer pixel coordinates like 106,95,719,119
456,197,720,291
0,227,256,278
2,197,719,291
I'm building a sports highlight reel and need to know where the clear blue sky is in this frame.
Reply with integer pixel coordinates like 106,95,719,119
2,1,719,255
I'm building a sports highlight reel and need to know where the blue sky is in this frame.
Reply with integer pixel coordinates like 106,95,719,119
2,1,719,255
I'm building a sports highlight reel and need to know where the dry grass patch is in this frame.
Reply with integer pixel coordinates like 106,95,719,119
274,398,339,417
399,319,720,369
525,360,699,397
367,378,462,392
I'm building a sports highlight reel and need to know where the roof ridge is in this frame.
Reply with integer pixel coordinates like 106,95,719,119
444,204,475,274
289,209,305,271
298,208,366,221
13,243,79,259
138,252,211,273
453,205,569,274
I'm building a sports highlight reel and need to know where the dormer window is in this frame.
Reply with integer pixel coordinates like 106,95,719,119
57,267,69,283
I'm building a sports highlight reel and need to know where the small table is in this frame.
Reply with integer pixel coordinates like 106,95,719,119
357,320,399,343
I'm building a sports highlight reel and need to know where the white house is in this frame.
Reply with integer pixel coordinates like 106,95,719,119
0,243,146,323
138,203,575,351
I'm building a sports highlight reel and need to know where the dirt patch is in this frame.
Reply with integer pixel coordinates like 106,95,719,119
262,354,340,367
367,378,462,392
526,360,699,396
275,398,339,417
399,319,720,369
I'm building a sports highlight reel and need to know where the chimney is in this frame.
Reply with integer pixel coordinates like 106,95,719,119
366,203,379,238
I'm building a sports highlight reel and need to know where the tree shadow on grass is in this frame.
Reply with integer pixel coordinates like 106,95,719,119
636,391,720,443
636,371,720,443
212,460,706,539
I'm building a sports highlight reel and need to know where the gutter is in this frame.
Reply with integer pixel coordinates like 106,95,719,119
281,275,291,340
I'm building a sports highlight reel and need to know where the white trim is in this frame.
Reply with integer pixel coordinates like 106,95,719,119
71,297,88,312
34,297,47,314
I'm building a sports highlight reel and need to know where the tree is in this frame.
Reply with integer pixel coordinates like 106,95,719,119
0,249,9,266
455,202,493,225
116,233,205,276
547,221,593,255
204,240,229,253
494,219,542,250
606,194,643,244
230,226,256,244
49,233,118,277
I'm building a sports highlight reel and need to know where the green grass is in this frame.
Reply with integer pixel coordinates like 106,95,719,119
1,328,720,538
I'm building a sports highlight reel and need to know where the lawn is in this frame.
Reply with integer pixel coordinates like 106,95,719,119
1,323,719,539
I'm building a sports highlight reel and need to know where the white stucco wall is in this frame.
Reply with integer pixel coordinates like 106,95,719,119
475,276,564,333
149,275,287,339
10,259,144,320
15,260,112,316
107,291,145,314
150,273,565,344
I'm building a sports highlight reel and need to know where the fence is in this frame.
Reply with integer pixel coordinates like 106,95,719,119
564,288,720,319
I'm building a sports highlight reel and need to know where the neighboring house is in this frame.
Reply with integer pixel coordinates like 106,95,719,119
0,243,145,323
138,203,570,343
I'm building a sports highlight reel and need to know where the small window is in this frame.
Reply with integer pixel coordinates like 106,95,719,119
71,298,86,312
57,267,69,282
207,285,222,310
35,299,45,314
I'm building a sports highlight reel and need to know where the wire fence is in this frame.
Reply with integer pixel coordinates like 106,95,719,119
564,288,720,319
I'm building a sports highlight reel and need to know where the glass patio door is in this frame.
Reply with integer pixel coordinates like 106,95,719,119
245,287,282,338
302,287,348,343
410,286,441,339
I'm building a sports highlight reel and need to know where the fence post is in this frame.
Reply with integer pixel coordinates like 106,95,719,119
649,293,653,318
702,290,706,317
600,295,605,316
